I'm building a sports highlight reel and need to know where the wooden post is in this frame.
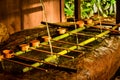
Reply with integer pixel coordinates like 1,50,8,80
116,0,120,24
19,0,24,30
60,0,66,22
74,0,81,21
60,0,62,22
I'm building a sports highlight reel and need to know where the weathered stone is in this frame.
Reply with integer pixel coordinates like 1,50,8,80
0,23,9,43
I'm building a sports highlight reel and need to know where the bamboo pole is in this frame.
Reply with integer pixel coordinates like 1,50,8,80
30,48,74,59
4,59,48,72
91,26,120,33
52,40,92,48
14,55,57,66
23,26,117,72
40,44,83,53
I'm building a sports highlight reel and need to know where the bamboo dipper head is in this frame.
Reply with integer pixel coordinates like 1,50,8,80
19,44,30,52
76,20,85,27
57,28,67,34
86,19,93,24
42,36,52,42
2,50,14,58
30,40,40,47
3,50,12,54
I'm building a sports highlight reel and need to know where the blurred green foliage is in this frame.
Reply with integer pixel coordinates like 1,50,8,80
64,0,116,19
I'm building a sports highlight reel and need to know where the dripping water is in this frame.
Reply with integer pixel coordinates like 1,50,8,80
40,0,53,55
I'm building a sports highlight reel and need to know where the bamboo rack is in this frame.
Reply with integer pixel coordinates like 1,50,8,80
15,27,86,56
22,26,118,72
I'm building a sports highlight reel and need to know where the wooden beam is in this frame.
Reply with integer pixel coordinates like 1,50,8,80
74,0,81,21
116,0,120,24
